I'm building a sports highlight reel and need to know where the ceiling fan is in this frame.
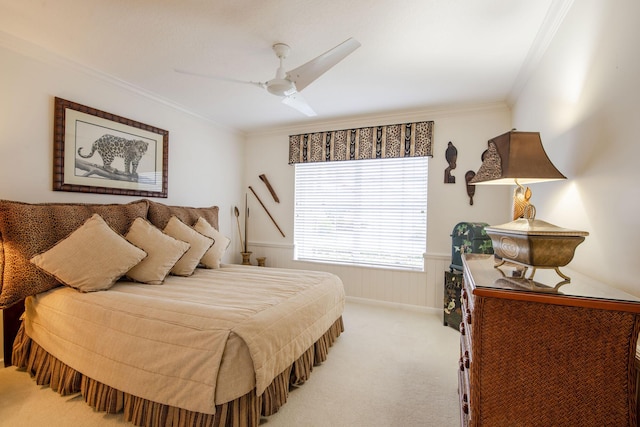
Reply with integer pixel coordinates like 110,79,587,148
175,37,361,117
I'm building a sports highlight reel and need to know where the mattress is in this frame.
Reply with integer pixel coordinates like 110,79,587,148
23,264,345,415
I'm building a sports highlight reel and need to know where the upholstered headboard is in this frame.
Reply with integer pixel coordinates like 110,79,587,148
0,199,149,309
0,198,219,365
147,200,219,231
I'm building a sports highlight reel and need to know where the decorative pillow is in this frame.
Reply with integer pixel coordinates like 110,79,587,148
147,200,219,231
125,217,191,285
163,216,214,276
194,217,231,269
30,214,147,292
0,199,149,308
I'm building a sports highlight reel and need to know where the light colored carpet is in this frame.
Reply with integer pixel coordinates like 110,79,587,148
0,299,461,427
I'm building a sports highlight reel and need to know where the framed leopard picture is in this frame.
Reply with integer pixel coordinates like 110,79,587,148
53,97,168,198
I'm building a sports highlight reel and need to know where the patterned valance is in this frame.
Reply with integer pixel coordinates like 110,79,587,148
288,121,433,164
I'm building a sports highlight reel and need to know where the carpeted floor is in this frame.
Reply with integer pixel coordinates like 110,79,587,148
0,300,461,427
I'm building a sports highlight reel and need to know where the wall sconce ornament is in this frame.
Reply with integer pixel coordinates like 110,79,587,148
444,141,457,183
465,171,476,205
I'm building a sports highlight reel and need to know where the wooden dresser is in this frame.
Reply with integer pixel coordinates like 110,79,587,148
459,254,640,427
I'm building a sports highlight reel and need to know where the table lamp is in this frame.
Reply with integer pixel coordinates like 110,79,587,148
470,129,566,219
469,130,588,282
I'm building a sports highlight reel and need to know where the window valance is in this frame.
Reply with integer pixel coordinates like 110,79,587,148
288,121,433,164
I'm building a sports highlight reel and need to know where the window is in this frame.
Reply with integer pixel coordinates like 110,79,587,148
294,157,428,271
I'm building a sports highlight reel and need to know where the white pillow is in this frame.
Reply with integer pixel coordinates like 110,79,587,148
163,216,213,276
30,214,147,292
125,217,191,285
193,217,231,269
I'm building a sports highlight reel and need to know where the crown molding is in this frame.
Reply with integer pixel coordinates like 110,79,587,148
508,0,575,105
0,31,240,134
245,101,511,138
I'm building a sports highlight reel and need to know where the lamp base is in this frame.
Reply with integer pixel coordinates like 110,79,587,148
485,218,589,284
494,258,571,284
512,183,532,220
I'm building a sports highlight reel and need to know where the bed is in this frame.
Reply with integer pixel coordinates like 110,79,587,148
0,199,345,427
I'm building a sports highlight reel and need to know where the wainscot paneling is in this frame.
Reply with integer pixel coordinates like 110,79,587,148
245,242,450,309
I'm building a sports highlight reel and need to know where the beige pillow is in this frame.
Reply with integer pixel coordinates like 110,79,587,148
30,214,147,292
194,217,231,269
125,217,191,285
163,216,214,276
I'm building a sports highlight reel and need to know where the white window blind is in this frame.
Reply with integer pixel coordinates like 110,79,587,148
294,157,428,271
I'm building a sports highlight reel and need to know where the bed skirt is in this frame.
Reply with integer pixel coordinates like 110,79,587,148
12,316,344,427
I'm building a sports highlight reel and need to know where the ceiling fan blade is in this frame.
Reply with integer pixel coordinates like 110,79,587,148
282,92,317,117
286,37,361,92
174,68,265,89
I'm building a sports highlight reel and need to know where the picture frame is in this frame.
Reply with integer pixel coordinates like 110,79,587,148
53,97,169,198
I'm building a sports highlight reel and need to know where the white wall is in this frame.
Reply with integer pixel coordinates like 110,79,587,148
0,33,245,247
511,0,640,296
243,104,513,309
0,33,246,360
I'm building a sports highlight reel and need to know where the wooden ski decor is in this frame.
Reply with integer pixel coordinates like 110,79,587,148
248,186,285,238
259,174,280,203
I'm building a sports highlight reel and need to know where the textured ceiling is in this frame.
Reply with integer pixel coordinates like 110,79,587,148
0,0,566,132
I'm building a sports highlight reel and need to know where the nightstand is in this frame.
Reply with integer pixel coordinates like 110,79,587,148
443,270,463,331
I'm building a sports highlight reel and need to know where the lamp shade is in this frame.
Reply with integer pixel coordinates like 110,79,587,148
470,130,566,185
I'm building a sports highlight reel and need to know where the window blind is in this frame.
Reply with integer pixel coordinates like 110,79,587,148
294,157,428,271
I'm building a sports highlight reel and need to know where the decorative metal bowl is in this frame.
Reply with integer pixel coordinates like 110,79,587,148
484,218,589,281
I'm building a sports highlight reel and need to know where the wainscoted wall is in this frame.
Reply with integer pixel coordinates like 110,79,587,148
247,242,450,309
242,104,514,309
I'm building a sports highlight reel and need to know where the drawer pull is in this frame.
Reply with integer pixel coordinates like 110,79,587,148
466,309,472,324
464,351,470,369
459,357,465,372
460,322,465,335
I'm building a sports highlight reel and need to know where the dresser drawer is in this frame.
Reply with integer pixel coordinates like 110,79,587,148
460,289,473,348
458,374,470,426
460,322,472,364
458,341,471,427
461,276,474,310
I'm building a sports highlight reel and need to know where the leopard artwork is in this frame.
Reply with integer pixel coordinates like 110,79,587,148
77,134,148,177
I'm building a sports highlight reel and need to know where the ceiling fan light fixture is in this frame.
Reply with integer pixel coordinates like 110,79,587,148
266,79,296,96
176,38,359,116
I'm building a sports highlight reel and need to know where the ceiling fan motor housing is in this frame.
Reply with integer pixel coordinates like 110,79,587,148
267,43,296,96
267,79,296,96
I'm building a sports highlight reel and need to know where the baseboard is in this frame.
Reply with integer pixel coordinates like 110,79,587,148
345,296,441,315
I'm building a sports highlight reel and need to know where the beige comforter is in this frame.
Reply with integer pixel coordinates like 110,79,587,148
23,265,345,415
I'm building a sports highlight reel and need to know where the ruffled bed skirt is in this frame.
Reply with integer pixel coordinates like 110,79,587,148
12,316,344,427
